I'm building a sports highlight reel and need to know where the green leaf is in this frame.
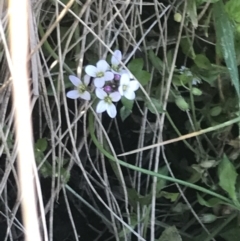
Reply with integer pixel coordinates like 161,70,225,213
197,193,227,207
146,98,164,114
35,138,47,152
210,106,222,116
160,191,179,202
128,58,144,73
167,49,174,67
192,87,202,96
148,49,164,72
153,166,169,193
120,106,131,122
187,0,198,28
197,0,219,5
225,0,240,23
194,54,212,69
135,70,151,86
157,226,182,241
128,58,151,85
175,96,189,111
121,96,134,110
218,154,238,201
213,1,240,97
180,38,196,59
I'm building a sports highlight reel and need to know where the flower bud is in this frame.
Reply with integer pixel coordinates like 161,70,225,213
174,13,182,22
104,85,112,93
114,74,121,81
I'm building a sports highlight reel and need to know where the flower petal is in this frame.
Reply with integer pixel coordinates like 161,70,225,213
110,91,121,102
96,100,107,113
119,69,128,75
120,73,130,85
69,75,81,87
66,90,80,99
106,103,117,118
104,71,114,81
118,86,124,96
94,77,105,88
83,74,91,85
96,60,109,72
85,65,97,77
129,80,140,91
96,88,107,99
79,91,91,100
111,50,122,66
124,89,135,100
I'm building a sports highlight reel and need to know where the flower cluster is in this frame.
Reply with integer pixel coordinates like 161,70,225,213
179,66,201,85
66,50,140,118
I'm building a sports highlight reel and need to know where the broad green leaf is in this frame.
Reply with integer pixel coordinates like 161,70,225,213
121,96,134,110
157,226,182,241
35,138,48,152
148,49,164,72
213,1,240,97
128,58,144,73
135,70,151,86
120,106,131,122
218,154,238,201
146,98,164,114
128,58,151,85
194,54,212,69
197,193,227,207
225,0,240,23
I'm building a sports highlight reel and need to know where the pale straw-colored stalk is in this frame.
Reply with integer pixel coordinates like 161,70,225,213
9,0,41,241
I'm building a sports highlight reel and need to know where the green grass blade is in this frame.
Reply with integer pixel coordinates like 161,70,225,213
213,0,240,97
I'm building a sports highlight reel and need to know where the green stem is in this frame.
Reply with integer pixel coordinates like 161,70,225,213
88,111,237,208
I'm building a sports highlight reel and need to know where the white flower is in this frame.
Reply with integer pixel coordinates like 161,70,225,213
85,60,114,88
192,78,201,85
95,88,121,118
118,73,139,100
111,50,122,69
111,50,127,75
66,75,91,100
179,66,201,85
